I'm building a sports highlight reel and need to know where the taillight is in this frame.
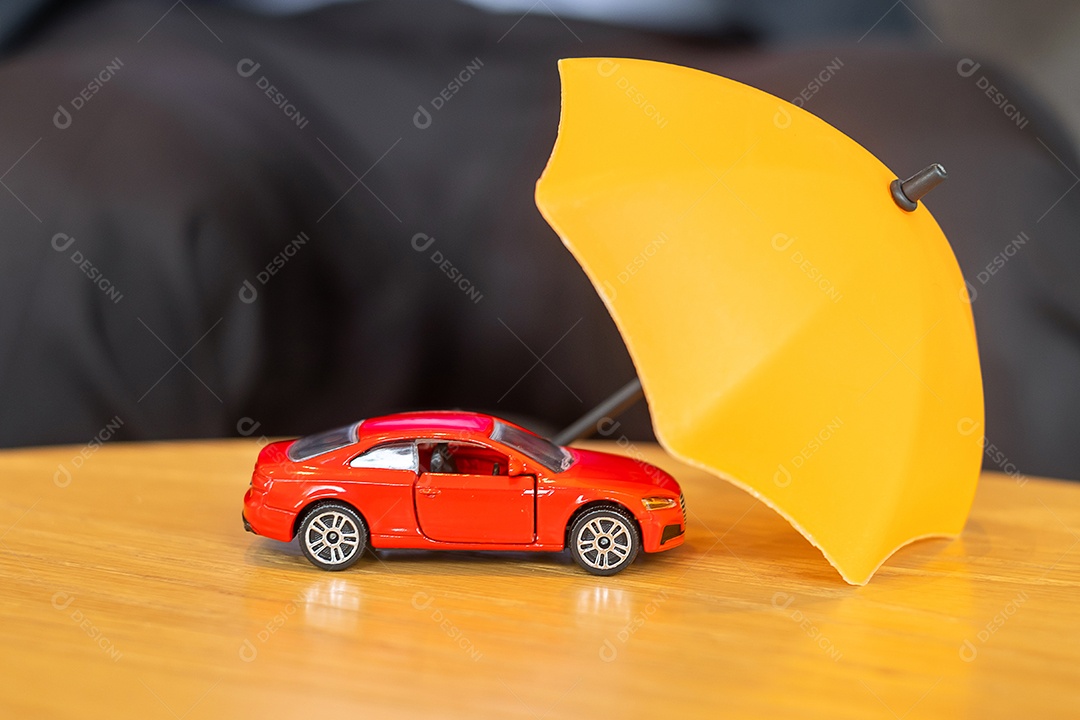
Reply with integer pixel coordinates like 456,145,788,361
251,471,272,492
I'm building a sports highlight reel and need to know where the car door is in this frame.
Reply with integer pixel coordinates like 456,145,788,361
343,442,421,535
414,440,535,544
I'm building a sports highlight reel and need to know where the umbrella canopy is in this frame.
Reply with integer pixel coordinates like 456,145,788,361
535,58,984,585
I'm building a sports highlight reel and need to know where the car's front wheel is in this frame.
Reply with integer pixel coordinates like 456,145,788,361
298,502,368,571
569,506,640,575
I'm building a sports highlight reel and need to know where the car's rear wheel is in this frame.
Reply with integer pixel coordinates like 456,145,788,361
298,502,368,571
569,506,640,575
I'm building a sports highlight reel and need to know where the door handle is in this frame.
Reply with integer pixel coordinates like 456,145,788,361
417,487,440,497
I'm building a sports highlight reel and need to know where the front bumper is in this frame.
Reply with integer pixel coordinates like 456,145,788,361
639,503,686,553
660,523,685,545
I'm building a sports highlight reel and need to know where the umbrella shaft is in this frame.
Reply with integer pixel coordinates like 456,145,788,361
553,378,644,446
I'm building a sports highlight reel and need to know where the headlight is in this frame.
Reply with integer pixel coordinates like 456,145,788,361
641,496,678,511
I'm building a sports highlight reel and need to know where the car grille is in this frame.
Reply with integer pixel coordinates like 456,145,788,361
679,493,687,524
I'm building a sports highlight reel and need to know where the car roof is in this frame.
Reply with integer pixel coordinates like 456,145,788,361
359,411,495,438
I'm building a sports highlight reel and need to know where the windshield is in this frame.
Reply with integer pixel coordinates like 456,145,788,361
287,422,360,462
490,421,573,473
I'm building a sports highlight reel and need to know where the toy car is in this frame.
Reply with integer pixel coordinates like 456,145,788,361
242,411,686,575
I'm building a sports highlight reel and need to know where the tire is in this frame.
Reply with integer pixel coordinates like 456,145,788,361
568,506,640,576
298,502,368,571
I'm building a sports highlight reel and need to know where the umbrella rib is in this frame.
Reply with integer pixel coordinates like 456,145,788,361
552,377,643,445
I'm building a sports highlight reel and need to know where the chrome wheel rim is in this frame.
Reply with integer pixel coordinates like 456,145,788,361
576,516,632,570
304,510,361,565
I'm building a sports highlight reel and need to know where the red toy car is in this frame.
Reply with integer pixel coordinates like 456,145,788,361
243,411,686,575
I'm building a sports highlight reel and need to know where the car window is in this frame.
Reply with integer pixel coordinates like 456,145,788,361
349,442,419,472
287,422,360,462
417,440,508,476
490,421,573,473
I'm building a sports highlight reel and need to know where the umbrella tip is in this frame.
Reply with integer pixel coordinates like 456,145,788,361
890,163,947,211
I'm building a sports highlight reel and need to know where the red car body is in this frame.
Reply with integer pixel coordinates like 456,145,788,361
243,411,685,574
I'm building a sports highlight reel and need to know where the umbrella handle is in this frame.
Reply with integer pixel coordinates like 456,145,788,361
553,378,644,446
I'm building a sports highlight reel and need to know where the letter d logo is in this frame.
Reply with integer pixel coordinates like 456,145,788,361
239,639,258,662
771,591,794,610
236,58,261,78
239,279,258,304
52,591,75,611
774,464,792,488
411,232,436,252
773,106,792,129
51,233,76,252
53,105,72,130
413,105,432,130
597,59,620,78
956,58,981,78
771,233,794,251
54,464,73,488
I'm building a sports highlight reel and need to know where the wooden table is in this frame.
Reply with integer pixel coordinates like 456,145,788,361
1,439,1077,718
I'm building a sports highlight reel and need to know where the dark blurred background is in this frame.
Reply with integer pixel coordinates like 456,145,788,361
1,0,1078,479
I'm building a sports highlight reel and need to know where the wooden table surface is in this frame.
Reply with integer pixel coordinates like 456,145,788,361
1,439,1077,718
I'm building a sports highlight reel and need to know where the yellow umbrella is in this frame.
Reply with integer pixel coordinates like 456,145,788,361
535,58,984,585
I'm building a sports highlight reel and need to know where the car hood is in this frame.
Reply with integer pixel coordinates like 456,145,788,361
565,447,681,495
